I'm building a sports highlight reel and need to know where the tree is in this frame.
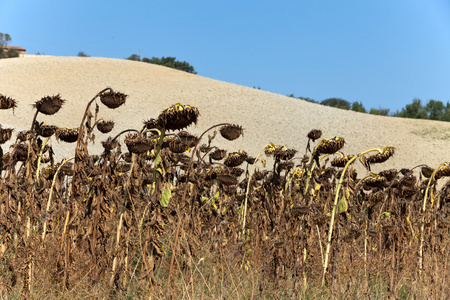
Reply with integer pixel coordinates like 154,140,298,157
146,56,197,74
426,99,445,120
369,108,390,116
77,51,90,57
394,98,427,119
351,101,366,113
321,98,351,110
127,54,141,61
0,32,12,58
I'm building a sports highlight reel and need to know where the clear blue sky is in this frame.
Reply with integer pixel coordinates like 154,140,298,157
2,0,450,113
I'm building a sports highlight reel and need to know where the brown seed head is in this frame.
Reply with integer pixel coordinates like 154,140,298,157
367,147,395,164
0,127,13,144
100,91,127,109
34,94,65,115
210,149,227,160
421,166,434,178
169,139,189,153
124,133,151,154
0,94,17,111
331,155,355,168
38,124,58,138
157,103,199,131
224,150,248,167
264,143,281,156
274,146,297,161
314,137,345,156
436,164,450,179
307,129,322,141
220,124,244,141
56,128,79,143
97,120,115,134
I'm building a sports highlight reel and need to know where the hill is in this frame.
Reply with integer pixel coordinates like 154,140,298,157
0,55,449,172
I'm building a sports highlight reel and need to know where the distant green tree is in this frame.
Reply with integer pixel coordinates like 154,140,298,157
321,98,351,110
351,101,366,113
369,108,390,116
426,99,445,120
5,48,19,58
146,56,197,74
127,54,141,61
77,51,90,57
0,32,12,58
394,98,427,119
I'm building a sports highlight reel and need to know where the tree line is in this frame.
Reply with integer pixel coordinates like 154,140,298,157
288,95,450,121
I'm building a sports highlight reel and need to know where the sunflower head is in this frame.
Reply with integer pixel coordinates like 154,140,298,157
96,120,115,134
307,129,322,142
0,94,17,111
169,139,189,153
0,127,13,144
38,124,58,138
331,155,355,168
100,91,127,109
124,133,151,154
264,143,282,156
224,150,248,167
34,94,65,115
313,137,345,156
367,147,396,164
55,128,79,143
436,164,450,179
157,103,199,131
220,124,244,141
210,149,227,161
274,146,297,161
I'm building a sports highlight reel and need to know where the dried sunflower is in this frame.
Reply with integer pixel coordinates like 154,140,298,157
96,120,115,134
220,124,244,141
436,165,450,179
210,149,227,160
314,137,345,156
56,128,79,143
379,169,398,181
100,91,127,109
264,143,281,156
364,175,387,188
0,94,17,111
224,150,248,167
13,143,28,161
307,129,322,141
157,103,199,131
169,139,188,153
34,94,65,115
40,125,58,138
421,166,434,178
217,174,238,186
274,146,297,161
177,131,198,147
331,155,355,168
367,147,395,164
124,133,151,154
0,127,13,144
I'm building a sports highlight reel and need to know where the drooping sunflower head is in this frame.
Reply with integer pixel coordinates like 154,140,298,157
367,147,396,164
331,154,355,168
124,133,151,154
210,149,227,161
364,175,387,188
38,124,58,138
224,150,248,167
274,146,297,161
264,143,282,157
177,131,198,147
436,164,450,179
157,103,199,131
307,129,322,142
421,166,434,178
169,138,189,153
0,94,17,111
34,94,65,115
55,128,79,143
96,120,115,134
100,91,127,109
313,137,345,156
0,127,13,144
220,124,244,141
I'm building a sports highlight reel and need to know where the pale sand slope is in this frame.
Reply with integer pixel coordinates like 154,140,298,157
0,55,449,173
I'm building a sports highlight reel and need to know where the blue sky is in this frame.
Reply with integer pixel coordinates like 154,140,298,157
1,0,450,113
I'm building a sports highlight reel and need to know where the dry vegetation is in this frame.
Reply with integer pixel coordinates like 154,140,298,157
0,88,449,299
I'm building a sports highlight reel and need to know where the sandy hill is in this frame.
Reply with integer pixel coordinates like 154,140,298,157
0,55,449,173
